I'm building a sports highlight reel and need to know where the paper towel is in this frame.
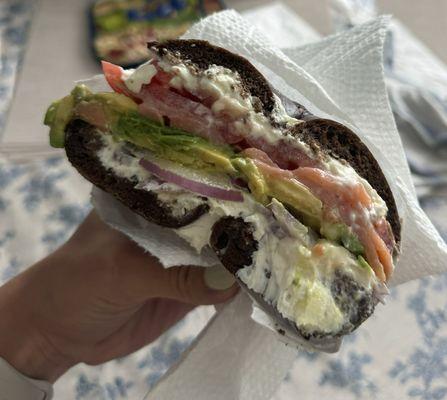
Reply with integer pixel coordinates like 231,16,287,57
91,188,219,267
146,293,297,400
83,10,447,400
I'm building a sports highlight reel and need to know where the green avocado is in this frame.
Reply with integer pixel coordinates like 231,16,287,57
114,111,236,173
268,178,323,225
71,84,93,103
74,86,138,129
357,255,372,271
320,222,364,255
44,85,137,148
45,95,75,148
91,92,138,114
232,158,269,204
233,157,323,223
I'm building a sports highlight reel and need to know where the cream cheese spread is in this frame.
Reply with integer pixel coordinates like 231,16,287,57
123,60,157,93
175,196,377,335
325,158,388,220
158,60,310,148
96,136,378,335
97,134,150,181
97,135,206,218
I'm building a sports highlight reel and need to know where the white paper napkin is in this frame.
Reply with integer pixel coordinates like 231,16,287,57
146,292,297,400
84,10,447,400
241,2,320,48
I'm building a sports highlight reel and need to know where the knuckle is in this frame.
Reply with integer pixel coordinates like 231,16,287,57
169,267,196,303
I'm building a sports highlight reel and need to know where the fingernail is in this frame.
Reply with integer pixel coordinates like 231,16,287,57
204,264,236,291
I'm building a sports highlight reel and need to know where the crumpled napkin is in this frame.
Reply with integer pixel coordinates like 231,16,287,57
329,0,447,202
87,10,447,400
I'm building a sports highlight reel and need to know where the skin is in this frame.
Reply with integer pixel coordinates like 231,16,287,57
0,211,238,383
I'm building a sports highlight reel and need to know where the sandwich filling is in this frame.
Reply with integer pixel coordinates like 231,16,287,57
45,48,396,336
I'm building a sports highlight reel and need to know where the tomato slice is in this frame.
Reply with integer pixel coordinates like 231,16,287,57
101,61,125,93
101,61,142,103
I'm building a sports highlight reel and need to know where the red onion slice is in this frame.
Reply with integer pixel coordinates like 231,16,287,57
268,199,311,240
139,158,244,202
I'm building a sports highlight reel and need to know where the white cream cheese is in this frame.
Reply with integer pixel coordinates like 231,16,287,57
275,241,374,333
156,191,206,219
324,157,388,219
175,193,266,252
97,134,151,181
95,133,377,334
96,135,206,219
237,203,376,334
123,60,157,93
158,60,310,150
174,194,377,335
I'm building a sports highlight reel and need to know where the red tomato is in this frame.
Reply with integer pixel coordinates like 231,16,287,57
101,61,142,103
101,61,125,92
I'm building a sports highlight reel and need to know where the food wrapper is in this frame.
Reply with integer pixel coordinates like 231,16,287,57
81,11,447,400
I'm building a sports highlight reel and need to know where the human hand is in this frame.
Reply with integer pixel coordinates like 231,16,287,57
0,211,238,382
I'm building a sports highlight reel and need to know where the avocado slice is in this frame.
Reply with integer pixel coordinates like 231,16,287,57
357,255,372,270
44,85,138,148
114,111,236,173
45,95,75,148
232,158,269,204
268,178,323,224
320,222,364,255
233,157,323,223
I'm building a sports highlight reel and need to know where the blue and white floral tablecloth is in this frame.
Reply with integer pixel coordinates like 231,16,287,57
1,1,446,399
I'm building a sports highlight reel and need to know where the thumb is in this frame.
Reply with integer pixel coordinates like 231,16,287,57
156,264,239,305
124,248,239,305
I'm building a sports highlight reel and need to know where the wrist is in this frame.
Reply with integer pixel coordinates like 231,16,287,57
0,272,74,383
